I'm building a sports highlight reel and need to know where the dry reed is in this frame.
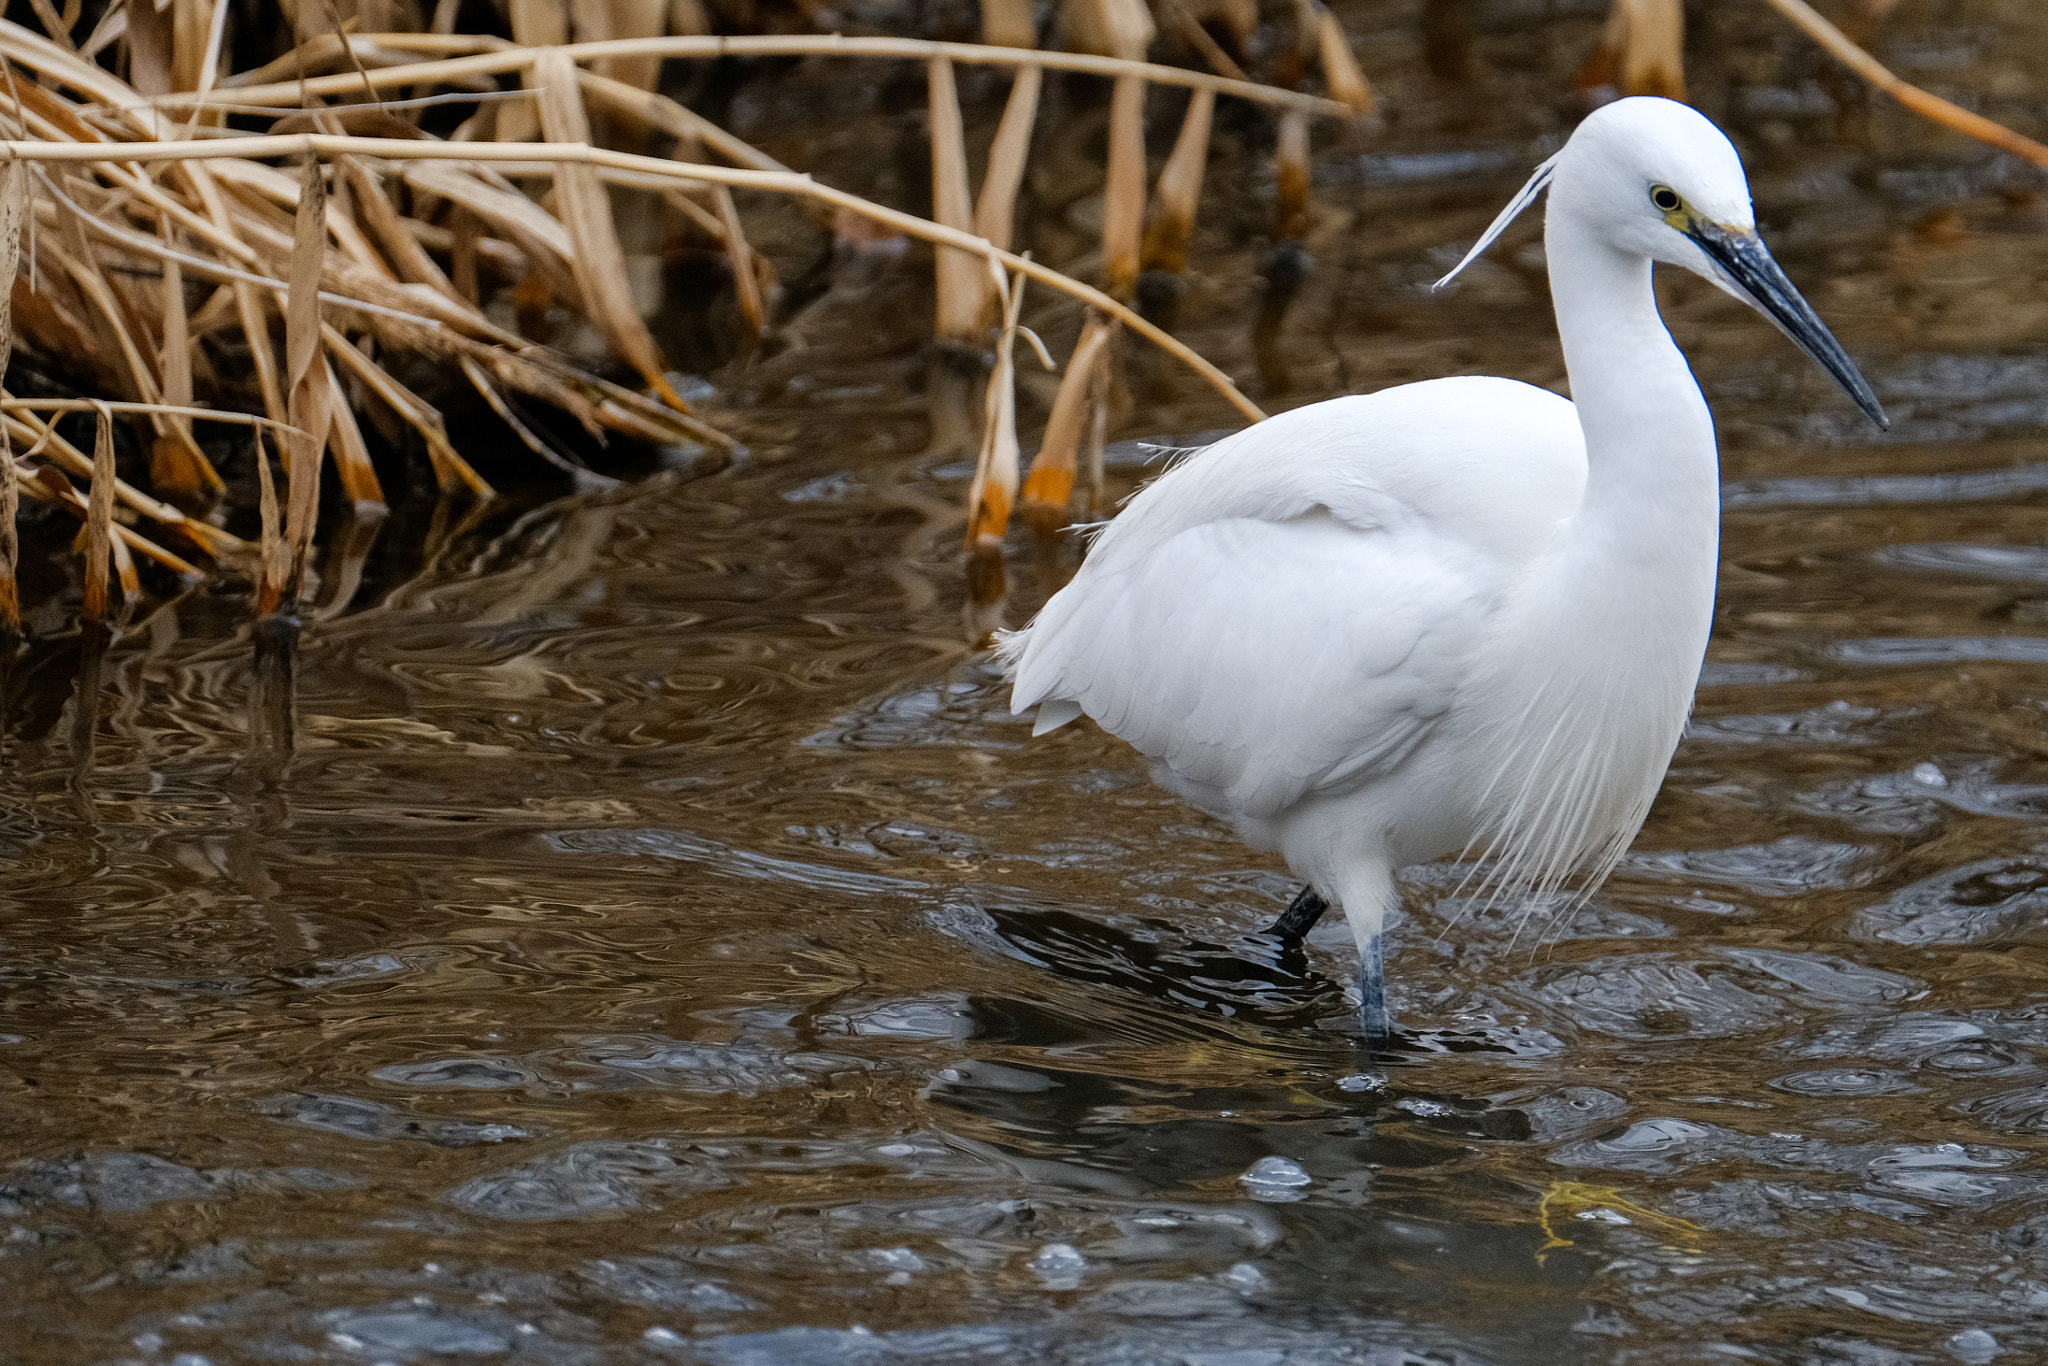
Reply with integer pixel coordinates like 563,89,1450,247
0,4,1333,647
0,0,2023,655
1578,0,1685,101
1762,0,2048,169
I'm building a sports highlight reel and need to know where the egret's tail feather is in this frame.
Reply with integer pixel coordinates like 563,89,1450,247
990,625,1030,671
1031,699,1083,735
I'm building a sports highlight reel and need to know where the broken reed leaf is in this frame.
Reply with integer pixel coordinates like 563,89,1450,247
528,46,690,412
1314,4,1376,115
284,154,326,400
1578,0,1684,101
283,151,328,603
109,508,137,598
81,403,114,621
1274,108,1311,242
1020,309,1116,535
507,0,568,48
1141,85,1213,275
159,249,190,409
321,356,388,511
152,229,227,499
1103,73,1147,300
254,426,284,616
972,64,1040,256
966,268,1028,552
927,57,988,343
712,185,765,338
964,270,1031,641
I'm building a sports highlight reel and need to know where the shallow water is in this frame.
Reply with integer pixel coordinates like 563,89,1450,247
12,4,2048,1363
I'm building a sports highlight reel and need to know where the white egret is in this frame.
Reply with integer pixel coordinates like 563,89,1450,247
998,97,1886,1042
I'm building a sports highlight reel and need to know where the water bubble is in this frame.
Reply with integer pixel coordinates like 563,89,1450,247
1914,762,1949,787
1027,1243,1088,1287
1336,1073,1385,1092
1225,1262,1269,1291
1949,1329,2003,1363
1239,1156,1312,1201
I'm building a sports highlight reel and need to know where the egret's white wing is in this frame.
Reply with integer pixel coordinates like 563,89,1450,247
1014,510,1489,821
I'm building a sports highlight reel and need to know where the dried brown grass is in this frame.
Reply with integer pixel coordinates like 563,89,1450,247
0,4,1381,637
0,0,2025,648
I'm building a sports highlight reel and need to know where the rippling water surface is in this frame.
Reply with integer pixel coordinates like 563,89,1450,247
12,5,2048,1363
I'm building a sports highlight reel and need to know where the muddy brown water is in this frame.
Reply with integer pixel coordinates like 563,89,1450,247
11,5,2048,1363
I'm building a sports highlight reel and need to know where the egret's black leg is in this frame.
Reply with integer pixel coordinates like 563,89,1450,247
1265,885,1330,946
1359,932,1390,1047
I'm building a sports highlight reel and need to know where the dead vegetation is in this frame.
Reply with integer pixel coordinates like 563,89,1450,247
0,0,2038,666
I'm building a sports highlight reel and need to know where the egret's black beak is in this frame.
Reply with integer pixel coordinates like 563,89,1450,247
1684,220,1889,431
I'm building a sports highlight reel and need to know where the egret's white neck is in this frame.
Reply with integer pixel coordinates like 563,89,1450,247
1545,209,1719,526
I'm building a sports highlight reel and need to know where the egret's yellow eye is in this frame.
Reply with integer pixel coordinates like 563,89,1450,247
1650,185,1682,213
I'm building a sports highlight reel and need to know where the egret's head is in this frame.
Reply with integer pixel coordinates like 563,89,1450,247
1435,96,1886,430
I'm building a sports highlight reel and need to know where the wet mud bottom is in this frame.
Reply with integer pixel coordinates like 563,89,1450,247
11,3,2048,1363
